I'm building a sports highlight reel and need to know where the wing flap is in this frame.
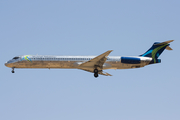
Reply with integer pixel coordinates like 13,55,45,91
80,68,112,76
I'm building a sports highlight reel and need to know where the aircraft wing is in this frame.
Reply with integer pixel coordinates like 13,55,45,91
78,50,113,76
78,50,113,69
80,68,112,76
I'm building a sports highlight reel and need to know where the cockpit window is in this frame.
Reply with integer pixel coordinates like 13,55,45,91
13,57,20,59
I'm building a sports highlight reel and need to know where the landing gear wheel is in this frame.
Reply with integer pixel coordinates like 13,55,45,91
94,69,99,78
94,69,98,73
12,68,15,73
94,73,98,78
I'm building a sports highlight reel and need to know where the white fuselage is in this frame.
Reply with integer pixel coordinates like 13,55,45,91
5,55,152,70
4,40,173,77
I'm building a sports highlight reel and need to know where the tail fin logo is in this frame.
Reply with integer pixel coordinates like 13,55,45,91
140,40,174,63
141,50,153,57
152,44,168,62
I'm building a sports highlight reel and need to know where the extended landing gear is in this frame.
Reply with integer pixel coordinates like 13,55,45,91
11,68,15,73
94,73,98,78
94,69,98,78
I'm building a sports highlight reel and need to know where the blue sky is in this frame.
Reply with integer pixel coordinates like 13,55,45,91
0,0,180,120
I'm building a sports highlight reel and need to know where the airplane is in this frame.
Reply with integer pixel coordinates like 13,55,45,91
5,40,174,78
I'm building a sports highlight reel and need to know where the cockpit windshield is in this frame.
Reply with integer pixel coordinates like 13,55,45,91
13,57,20,59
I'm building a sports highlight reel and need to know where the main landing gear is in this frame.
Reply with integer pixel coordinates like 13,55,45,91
12,68,15,73
94,69,98,78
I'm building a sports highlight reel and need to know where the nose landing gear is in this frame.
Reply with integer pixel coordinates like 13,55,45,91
94,69,98,78
12,68,15,73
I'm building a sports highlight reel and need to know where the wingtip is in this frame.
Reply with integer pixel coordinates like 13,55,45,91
106,50,113,53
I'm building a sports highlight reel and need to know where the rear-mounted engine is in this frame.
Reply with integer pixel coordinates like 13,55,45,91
121,57,141,64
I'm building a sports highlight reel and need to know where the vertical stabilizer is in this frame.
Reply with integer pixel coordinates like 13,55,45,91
140,40,174,63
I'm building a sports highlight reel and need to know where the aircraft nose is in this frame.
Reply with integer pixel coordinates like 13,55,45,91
5,62,8,67
5,61,11,67
5,61,14,68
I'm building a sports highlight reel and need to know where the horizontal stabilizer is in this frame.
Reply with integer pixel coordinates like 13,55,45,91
154,40,174,45
166,46,173,50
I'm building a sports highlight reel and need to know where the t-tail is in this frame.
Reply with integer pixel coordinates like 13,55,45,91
140,40,174,64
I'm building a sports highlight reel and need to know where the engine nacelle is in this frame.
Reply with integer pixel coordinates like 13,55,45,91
121,57,141,64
